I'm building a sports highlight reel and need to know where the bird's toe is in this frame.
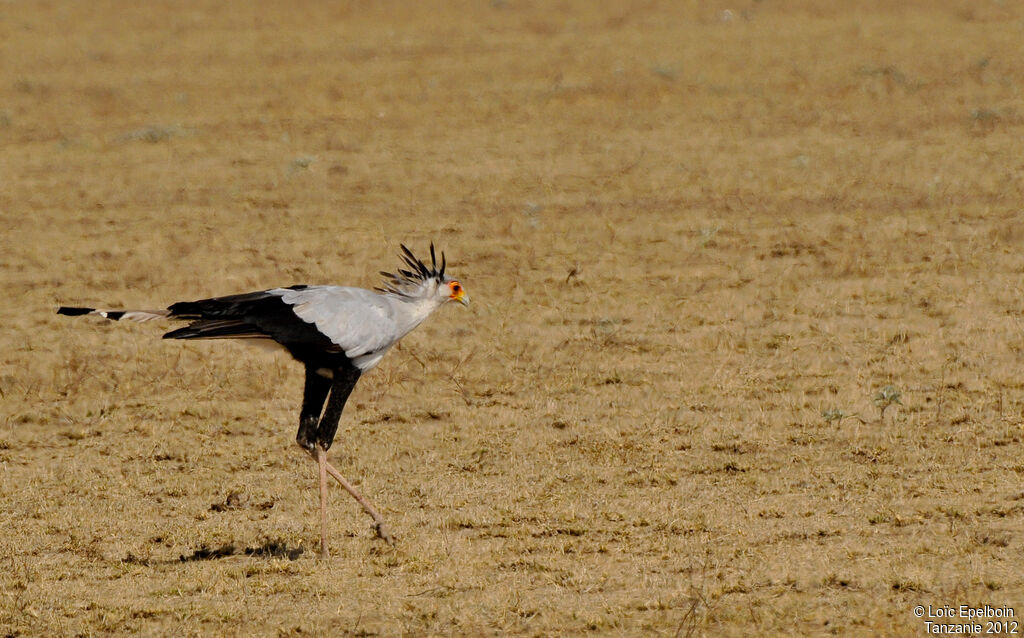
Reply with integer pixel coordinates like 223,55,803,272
374,522,395,545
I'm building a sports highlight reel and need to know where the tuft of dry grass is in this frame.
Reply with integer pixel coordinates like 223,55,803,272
2,0,1023,635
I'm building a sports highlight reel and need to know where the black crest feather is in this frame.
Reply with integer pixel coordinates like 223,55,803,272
376,243,448,296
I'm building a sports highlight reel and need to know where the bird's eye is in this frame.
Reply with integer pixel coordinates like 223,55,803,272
450,282,461,293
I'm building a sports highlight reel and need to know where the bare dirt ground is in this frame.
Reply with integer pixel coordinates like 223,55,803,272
2,1,1023,635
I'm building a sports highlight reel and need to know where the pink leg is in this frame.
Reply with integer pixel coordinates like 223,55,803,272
317,447,330,559
303,446,394,545
322,460,394,544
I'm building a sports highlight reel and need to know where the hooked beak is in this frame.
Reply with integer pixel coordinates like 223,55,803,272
455,291,470,307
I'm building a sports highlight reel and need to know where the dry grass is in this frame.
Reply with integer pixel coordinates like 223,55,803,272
2,0,1024,635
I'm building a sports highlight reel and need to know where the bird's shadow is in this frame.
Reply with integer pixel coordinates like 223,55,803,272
121,538,304,566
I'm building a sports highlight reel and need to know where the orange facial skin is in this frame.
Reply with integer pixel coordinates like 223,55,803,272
448,281,468,305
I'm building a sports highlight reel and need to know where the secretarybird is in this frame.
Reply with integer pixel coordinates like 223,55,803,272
57,244,468,558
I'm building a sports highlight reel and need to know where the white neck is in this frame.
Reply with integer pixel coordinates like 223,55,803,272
384,280,447,339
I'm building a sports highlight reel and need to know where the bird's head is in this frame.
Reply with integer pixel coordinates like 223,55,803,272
377,243,469,307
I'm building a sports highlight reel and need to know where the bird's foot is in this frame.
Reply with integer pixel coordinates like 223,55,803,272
373,521,395,545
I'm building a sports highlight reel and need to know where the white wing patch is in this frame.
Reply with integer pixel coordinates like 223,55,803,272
274,286,401,371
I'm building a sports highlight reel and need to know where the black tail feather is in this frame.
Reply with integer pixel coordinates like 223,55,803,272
163,320,266,340
163,287,334,352
57,306,95,316
60,286,341,368
166,286,307,320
